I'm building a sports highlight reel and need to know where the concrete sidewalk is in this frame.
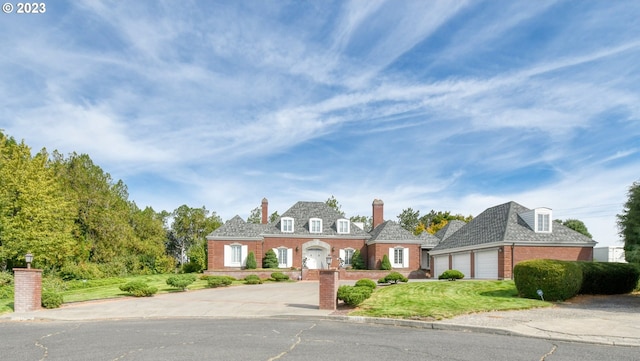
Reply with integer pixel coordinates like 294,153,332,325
2,282,639,347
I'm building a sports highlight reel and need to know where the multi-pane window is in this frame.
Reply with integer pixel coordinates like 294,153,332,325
394,248,404,266
344,249,354,265
281,218,294,232
537,213,550,232
310,218,322,233
231,245,242,264
278,248,288,267
337,219,350,234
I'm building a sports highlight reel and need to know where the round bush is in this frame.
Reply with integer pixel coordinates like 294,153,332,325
514,259,582,301
206,276,233,288
354,278,377,289
244,274,263,285
41,291,63,309
166,274,197,291
382,271,408,284
119,281,158,297
271,272,289,282
337,285,373,306
438,269,465,280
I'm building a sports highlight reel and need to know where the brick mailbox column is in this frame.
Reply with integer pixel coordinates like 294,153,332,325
318,269,339,310
13,268,43,312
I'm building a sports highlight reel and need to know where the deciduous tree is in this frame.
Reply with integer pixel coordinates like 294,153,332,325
618,181,640,263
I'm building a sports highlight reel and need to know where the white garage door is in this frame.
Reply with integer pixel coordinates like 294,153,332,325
475,250,498,279
452,253,471,278
434,255,449,278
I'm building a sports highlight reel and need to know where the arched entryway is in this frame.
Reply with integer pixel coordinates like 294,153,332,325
302,240,331,269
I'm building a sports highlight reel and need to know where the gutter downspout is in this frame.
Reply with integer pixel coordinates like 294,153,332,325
511,243,515,279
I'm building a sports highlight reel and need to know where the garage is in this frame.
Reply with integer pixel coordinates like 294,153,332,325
433,255,449,278
475,249,498,279
452,253,471,278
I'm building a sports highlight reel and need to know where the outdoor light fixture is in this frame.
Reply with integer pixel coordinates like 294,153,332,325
25,253,33,269
326,255,332,269
295,246,299,252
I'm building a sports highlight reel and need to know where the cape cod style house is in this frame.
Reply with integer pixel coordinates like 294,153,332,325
429,201,596,279
206,199,424,275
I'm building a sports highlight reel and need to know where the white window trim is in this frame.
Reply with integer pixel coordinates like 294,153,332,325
337,219,350,234
390,247,409,268
340,248,355,265
274,247,293,268
224,243,248,267
309,218,322,233
535,211,552,233
281,217,294,233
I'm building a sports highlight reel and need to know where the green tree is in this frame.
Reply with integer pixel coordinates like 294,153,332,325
380,254,392,270
325,195,345,217
351,249,366,270
0,136,76,270
618,181,640,263
167,205,222,265
349,215,371,232
269,211,280,223
397,208,420,232
559,219,592,238
245,251,257,269
263,249,278,268
247,206,261,224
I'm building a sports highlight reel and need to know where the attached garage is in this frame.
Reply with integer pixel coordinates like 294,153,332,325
474,249,498,279
433,255,449,278
452,253,471,278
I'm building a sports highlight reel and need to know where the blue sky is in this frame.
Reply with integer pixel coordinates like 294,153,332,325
2,1,639,246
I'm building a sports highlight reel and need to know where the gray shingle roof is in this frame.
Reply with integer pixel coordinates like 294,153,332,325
431,201,596,251
368,220,424,244
419,230,441,247
434,220,466,240
207,215,271,239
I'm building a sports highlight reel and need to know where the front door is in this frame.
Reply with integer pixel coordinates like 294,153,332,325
305,247,324,269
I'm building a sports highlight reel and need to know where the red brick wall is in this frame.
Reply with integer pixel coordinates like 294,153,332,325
319,270,339,310
368,243,421,270
13,268,42,312
501,246,593,279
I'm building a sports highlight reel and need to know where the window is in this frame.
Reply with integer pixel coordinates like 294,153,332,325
537,213,550,232
278,248,288,267
310,218,322,233
281,217,294,233
394,248,404,266
344,248,354,265
337,219,350,234
231,245,242,264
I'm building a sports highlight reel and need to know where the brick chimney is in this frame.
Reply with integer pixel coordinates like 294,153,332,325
372,199,384,229
261,198,268,224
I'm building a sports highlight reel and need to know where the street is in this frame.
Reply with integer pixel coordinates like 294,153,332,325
1,318,637,361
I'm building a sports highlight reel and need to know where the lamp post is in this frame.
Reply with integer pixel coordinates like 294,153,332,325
25,253,33,269
325,255,332,269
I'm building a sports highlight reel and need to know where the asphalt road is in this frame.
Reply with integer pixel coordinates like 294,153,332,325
1,318,637,361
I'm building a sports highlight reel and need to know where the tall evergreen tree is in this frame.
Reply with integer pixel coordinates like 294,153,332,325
618,181,640,263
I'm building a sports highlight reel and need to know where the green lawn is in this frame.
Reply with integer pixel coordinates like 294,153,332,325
349,280,551,320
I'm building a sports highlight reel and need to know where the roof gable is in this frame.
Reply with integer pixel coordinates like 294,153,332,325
368,220,423,244
270,201,370,237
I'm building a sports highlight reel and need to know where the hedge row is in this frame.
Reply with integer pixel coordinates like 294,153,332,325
514,259,640,301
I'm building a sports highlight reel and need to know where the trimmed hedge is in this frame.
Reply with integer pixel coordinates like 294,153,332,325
205,275,234,288
42,291,63,309
271,272,289,282
119,281,158,297
514,259,582,301
337,285,373,306
438,269,465,280
577,262,640,295
378,271,408,284
244,274,263,285
166,274,197,291
354,278,377,290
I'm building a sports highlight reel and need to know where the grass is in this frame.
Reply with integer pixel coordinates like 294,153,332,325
349,280,551,320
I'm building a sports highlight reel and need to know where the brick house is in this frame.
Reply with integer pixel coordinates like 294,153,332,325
206,198,424,273
429,201,596,279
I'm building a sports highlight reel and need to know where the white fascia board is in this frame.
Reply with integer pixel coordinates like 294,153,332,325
262,234,371,240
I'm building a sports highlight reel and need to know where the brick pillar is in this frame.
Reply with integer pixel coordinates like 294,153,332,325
13,268,43,312
318,269,339,310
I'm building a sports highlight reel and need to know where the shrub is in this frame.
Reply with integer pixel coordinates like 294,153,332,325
514,259,582,301
244,274,263,284
119,281,158,297
41,291,63,309
206,276,233,288
60,262,104,280
351,250,366,270
166,274,197,291
380,271,408,284
577,262,640,295
263,249,279,268
354,278,377,289
43,275,67,293
438,269,465,280
380,255,392,270
0,271,13,286
65,277,126,290
337,285,373,306
245,252,257,270
271,272,289,282
0,285,14,299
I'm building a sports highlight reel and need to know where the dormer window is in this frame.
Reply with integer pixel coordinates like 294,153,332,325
337,219,350,234
537,213,550,232
281,217,294,233
310,218,322,233
520,207,552,233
